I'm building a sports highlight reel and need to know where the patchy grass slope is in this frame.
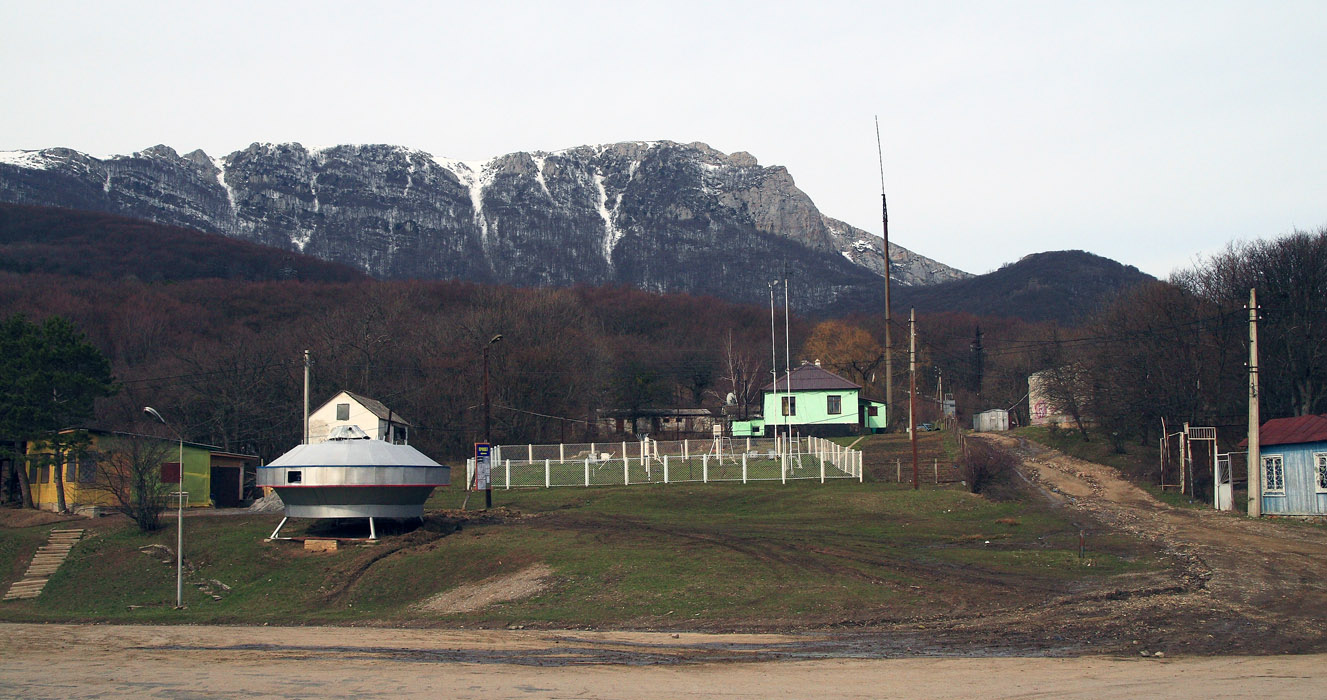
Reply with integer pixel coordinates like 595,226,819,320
0,479,1157,629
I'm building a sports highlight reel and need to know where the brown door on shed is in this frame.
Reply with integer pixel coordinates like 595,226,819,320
210,466,241,507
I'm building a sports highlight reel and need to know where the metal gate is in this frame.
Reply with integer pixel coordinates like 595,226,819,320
1214,453,1233,511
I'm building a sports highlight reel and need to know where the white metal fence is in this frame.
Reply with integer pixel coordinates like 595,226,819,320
466,436,862,489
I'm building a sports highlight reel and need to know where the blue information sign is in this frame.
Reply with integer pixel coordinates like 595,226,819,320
475,443,491,490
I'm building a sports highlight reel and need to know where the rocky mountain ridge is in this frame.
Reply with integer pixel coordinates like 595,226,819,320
0,141,967,309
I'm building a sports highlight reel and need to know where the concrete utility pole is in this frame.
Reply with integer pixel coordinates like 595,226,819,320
876,117,894,428
910,308,918,490
303,350,310,444
484,334,503,509
1247,288,1261,518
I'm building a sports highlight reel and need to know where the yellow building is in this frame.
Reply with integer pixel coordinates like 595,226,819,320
26,429,258,513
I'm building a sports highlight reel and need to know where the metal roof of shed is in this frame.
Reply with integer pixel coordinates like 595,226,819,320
1254,414,1327,447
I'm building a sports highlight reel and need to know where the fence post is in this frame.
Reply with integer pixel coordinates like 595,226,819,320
560,443,565,463
545,459,551,488
664,455,670,484
896,458,901,483
934,458,938,484
505,459,511,489
703,454,708,483
624,456,630,486
591,442,596,459
684,439,689,460
742,453,747,483
528,444,533,462
858,451,863,482
820,449,825,483
584,458,589,487
622,441,628,471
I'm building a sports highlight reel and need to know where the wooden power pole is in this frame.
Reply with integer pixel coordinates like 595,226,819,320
876,117,894,428
910,308,919,490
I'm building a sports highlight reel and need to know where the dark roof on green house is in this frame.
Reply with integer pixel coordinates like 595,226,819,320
761,364,861,393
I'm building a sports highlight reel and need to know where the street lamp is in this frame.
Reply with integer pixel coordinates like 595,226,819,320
144,406,185,609
483,334,503,508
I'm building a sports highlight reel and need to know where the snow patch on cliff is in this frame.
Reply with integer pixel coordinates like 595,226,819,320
595,171,623,262
432,156,495,244
530,154,551,198
212,157,237,215
0,151,53,170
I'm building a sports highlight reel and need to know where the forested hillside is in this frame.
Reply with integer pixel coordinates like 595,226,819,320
0,273,805,463
890,250,1153,324
0,204,365,283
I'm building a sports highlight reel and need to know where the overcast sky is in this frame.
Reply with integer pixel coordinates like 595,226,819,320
2,1,1323,277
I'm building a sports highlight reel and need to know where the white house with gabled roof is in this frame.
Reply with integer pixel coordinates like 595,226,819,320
308,390,411,444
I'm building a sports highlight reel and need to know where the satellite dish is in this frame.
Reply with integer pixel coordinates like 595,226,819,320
726,392,737,406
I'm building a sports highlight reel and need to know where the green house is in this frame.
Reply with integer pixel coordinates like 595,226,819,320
755,362,887,437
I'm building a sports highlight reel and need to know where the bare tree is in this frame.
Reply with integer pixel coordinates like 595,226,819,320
83,435,172,532
1175,227,1327,417
963,438,1016,494
1035,332,1092,440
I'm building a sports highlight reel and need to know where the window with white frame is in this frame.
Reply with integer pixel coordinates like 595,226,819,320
1315,453,1327,494
1262,455,1285,495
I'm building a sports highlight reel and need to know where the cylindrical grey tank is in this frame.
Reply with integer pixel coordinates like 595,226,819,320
258,425,450,519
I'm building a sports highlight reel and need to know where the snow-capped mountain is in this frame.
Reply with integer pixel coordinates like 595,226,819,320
0,141,967,309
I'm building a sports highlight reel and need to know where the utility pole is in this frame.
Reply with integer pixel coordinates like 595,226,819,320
303,350,310,444
484,334,502,509
910,308,918,490
783,265,793,478
769,281,779,449
876,117,894,429
1247,288,1261,518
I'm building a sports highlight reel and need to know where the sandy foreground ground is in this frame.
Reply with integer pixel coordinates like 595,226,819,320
1,623,1324,699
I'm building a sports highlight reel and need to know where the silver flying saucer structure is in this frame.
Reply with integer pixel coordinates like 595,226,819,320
258,425,450,539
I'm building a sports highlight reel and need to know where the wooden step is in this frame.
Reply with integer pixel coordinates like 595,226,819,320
2,528,85,602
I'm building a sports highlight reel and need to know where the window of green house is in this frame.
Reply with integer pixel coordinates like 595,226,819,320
827,395,842,414
782,396,796,416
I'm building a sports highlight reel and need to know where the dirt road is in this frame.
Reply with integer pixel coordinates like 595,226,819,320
1,622,1324,699
968,434,1327,656
3,437,1325,697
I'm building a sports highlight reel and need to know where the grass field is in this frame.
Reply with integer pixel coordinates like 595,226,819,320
0,462,1159,630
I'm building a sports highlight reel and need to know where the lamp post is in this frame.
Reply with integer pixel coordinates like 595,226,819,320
144,406,185,609
483,334,502,509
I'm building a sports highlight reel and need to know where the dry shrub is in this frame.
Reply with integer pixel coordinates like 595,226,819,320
963,440,1017,494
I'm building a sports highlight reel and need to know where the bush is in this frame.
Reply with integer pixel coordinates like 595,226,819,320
962,439,1017,494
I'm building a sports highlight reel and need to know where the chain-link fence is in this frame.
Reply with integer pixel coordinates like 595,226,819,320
466,436,862,489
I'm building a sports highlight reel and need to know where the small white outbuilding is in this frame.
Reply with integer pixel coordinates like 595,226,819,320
972,409,1010,432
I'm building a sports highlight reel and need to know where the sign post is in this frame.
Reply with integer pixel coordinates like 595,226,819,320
475,443,492,508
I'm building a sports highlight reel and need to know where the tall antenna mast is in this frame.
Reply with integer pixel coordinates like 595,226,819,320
783,262,793,478
769,280,779,441
876,116,894,428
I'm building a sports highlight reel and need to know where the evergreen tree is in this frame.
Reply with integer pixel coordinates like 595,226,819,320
0,314,117,510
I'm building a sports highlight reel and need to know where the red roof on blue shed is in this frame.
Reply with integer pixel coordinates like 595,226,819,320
1256,414,1327,447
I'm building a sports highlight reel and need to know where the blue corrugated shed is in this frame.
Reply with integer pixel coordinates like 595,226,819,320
1254,415,1327,516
